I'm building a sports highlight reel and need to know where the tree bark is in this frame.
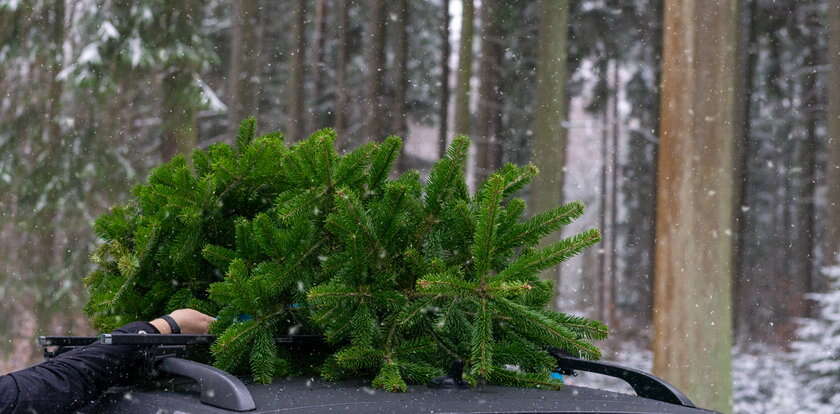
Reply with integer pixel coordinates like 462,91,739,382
825,2,840,268
438,0,451,157
335,0,351,145
653,2,740,412
161,69,199,161
474,1,503,188
287,0,307,142
308,0,328,133
228,0,261,134
453,0,474,138
530,0,568,303
393,0,410,171
365,0,387,142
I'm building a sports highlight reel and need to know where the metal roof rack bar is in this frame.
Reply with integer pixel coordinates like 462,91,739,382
549,348,695,407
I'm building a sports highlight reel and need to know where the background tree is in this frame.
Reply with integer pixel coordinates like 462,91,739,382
453,0,474,138
652,1,742,412
286,0,307,142
530,0,569,296
474,1,503,187
365,0,387,142
228,0,261,136
825,2,840,268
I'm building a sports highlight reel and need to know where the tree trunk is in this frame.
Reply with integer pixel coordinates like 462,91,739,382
308,0,328,133
393,0,411,171
287,0,307,142
530,0,568,304
161,69,199,161
608,60,620,328
438,0,451,157
365,0,387,142
474,1,503,188
652,2,741,412
733,0,758,345
825,2,840,268
228,0,261,134
453,0,474,138
335,0,351,145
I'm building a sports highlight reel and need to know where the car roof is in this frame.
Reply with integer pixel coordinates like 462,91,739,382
80,377,719,414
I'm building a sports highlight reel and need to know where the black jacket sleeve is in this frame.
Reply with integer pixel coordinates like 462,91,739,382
0,321,160,414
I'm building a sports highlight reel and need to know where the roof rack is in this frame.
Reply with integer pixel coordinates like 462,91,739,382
548,348,695,407
39,335,695,410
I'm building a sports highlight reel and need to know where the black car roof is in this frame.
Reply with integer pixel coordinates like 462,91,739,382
80,377,718,414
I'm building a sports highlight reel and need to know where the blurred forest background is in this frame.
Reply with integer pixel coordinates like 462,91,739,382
1,0,839,413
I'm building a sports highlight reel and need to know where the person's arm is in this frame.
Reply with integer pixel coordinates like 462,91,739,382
0,309,213,414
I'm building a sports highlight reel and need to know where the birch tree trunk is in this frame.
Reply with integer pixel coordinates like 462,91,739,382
653,1,741,412
453,0,474,138
825,2,840,267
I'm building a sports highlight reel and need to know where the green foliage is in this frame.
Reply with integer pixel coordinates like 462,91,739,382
85,121,606,390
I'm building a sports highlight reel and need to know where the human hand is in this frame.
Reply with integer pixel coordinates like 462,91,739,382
150,309,215,334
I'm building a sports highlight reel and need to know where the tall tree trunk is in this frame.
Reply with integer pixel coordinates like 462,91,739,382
365,0,387,142
652,2,741,412
228,0,260,133
597,59,609,322
287,0,307,142
161,69,199,161
308,0,328,132
438,0,451,157
825,2,840,268
393,0,410,170
733,0,758,344
335,0,351,145
453,0,474,138
608,60,620,328
474,1,503,188
530,0,568,305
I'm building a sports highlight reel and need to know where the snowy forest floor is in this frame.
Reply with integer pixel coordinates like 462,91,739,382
567,344,812,414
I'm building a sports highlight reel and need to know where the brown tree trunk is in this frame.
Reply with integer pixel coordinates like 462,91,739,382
474,1,503,188
308,0,328,132
393,0,410,171
228,0,261,134
733,0,758,345
438,0,451,157
287,0,307,142
453,0,474,138
652,2,741,412
335,0,351,145
825,2,840,268
365,0,387,142
530,0,568,301
161,69,198,161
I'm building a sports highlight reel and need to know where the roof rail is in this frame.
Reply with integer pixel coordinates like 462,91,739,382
549,348,695,407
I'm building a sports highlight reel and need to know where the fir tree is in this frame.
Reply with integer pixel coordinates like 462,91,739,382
85,119,606,390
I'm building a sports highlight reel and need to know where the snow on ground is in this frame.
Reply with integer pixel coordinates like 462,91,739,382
564,343,819,414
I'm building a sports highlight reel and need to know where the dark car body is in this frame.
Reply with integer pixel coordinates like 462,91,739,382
80,377,718,414
42,334,720,414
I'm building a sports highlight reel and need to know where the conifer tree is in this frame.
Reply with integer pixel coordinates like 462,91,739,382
85,119,606,390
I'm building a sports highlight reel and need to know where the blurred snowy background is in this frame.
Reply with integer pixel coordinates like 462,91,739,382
1,1,839,413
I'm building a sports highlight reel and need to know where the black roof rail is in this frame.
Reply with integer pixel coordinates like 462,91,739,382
549,348,695,407
39,334,255,411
